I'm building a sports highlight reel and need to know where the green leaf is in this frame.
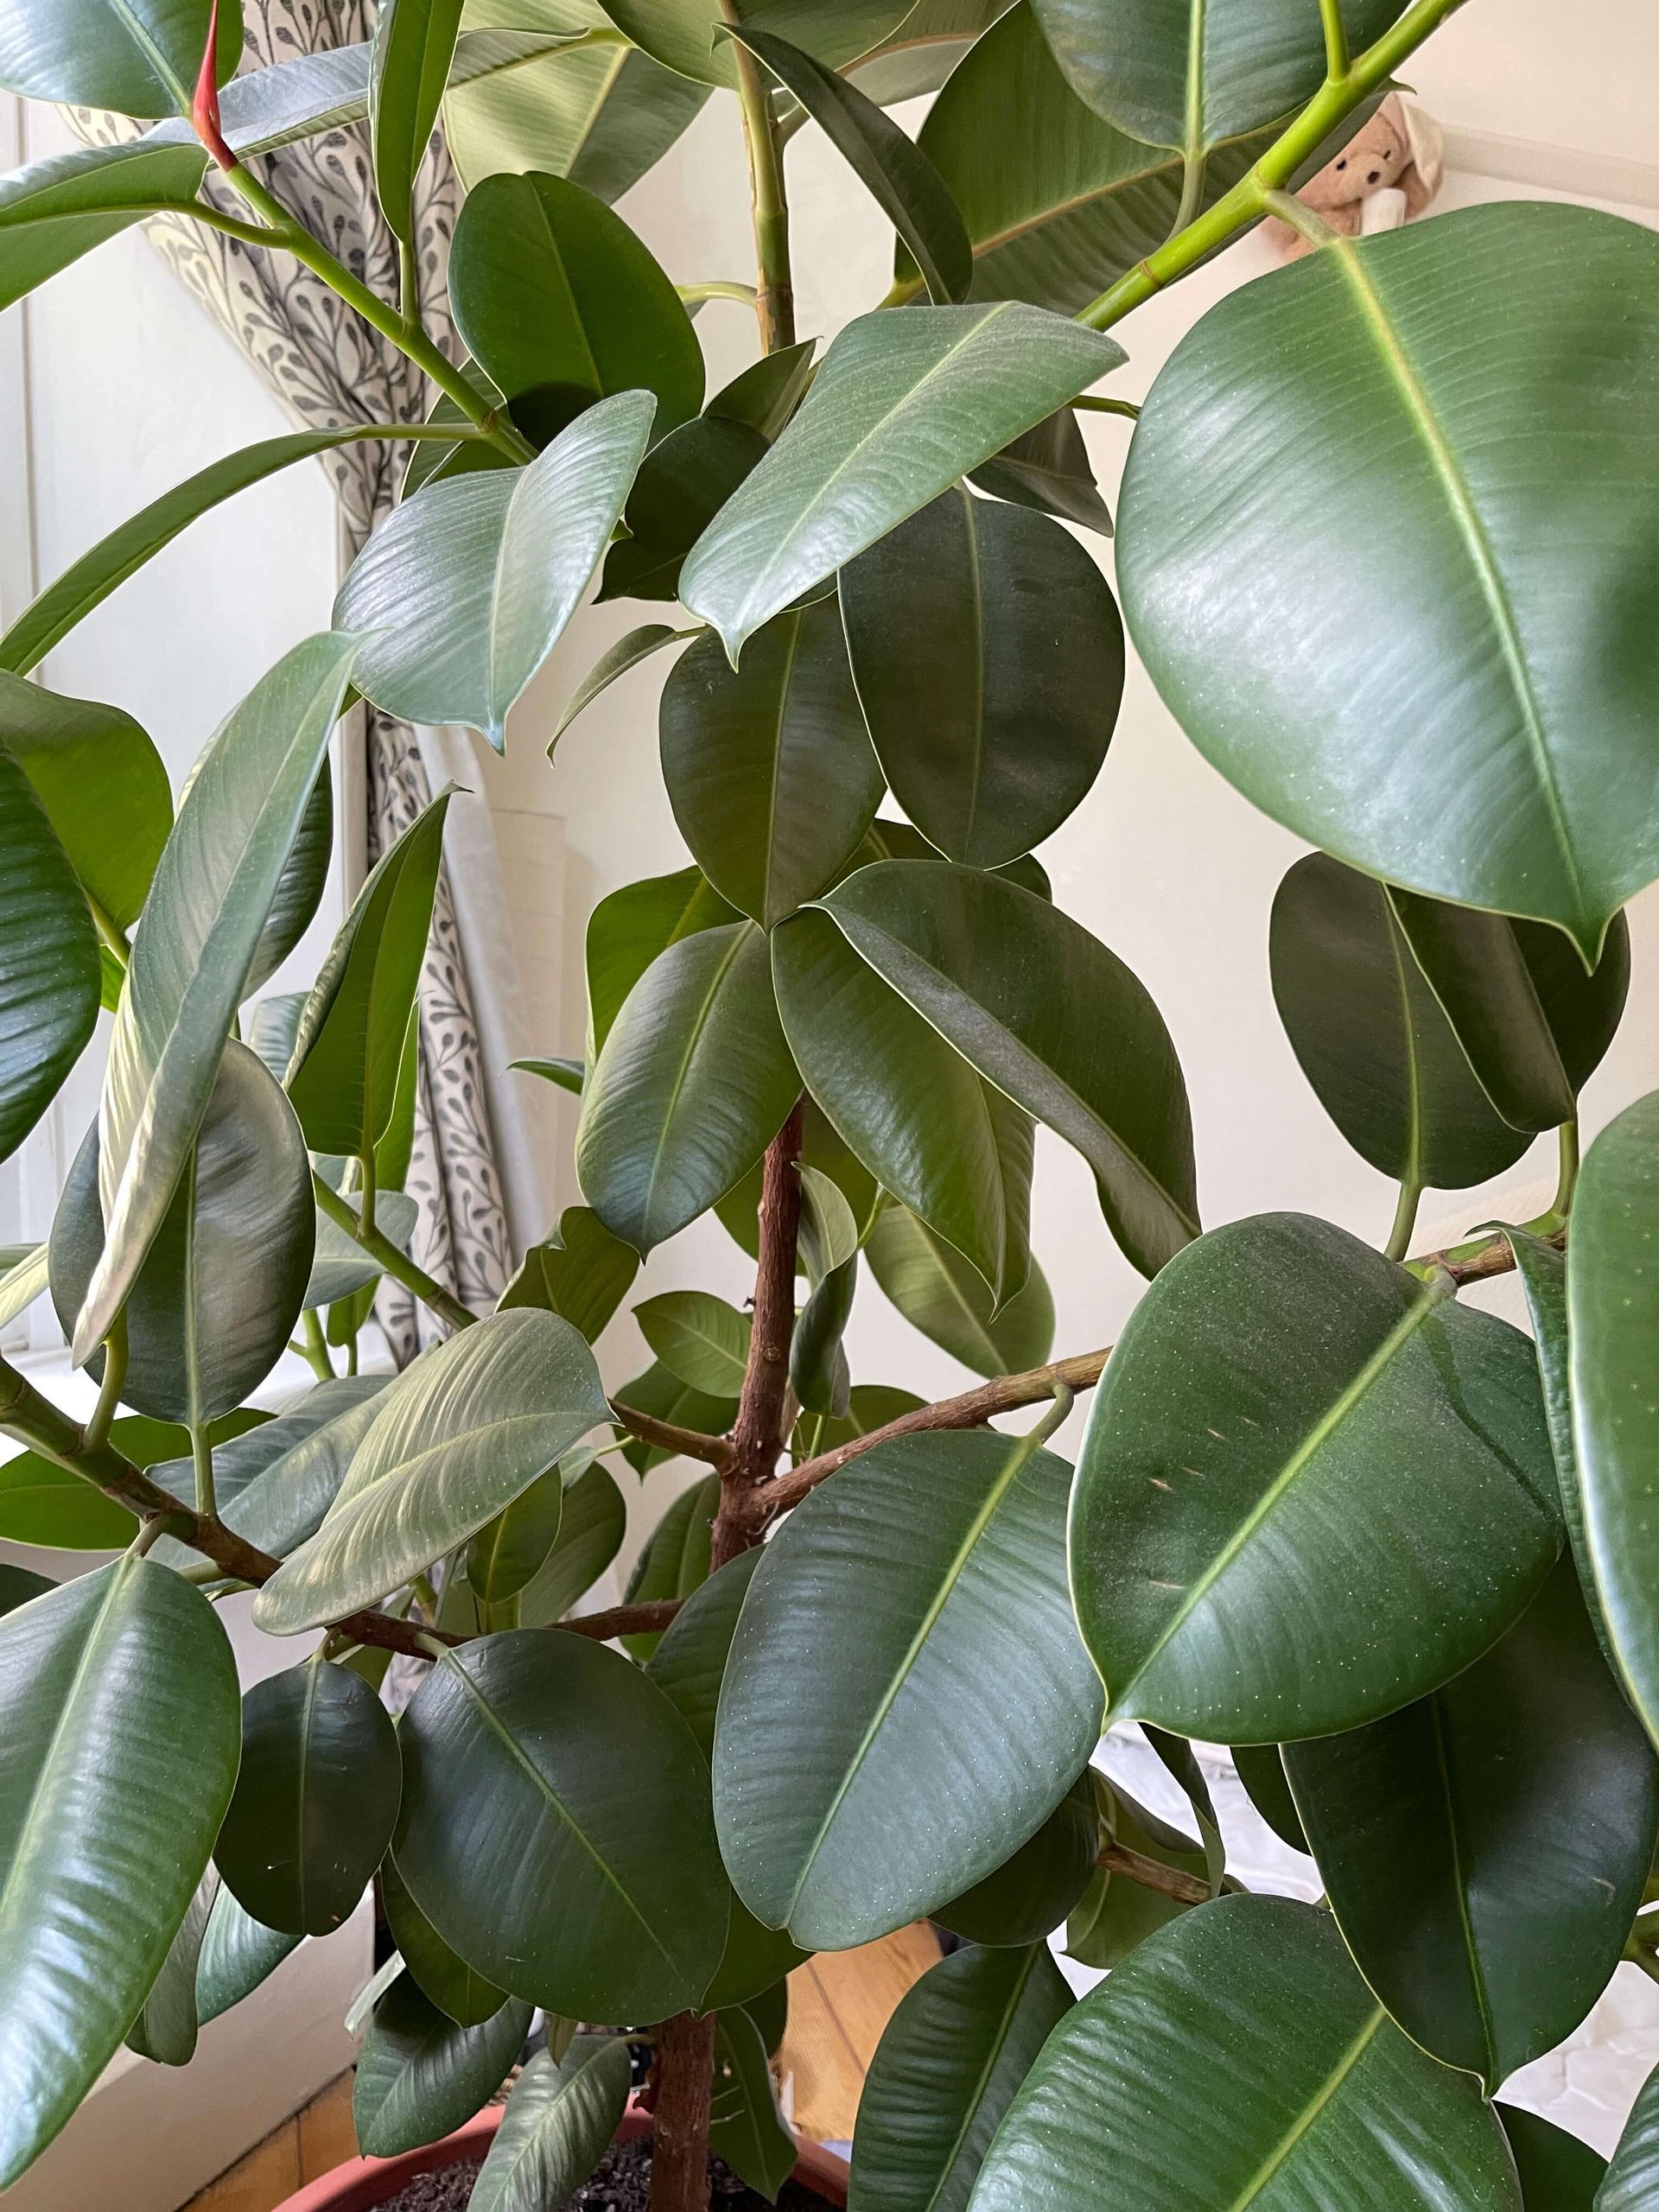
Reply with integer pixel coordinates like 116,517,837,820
467,1469,564,1605
710,2010,796,2203
397,1629,730,2019
517,1459,628,1624
577,920,800,1255
648,1548,763,1761
382,1853,506,2030
1269,854,1535,1190
338,391,653,749
715,1424,1101,1948
469,2037,632,2212
704,1909,808,2016
934,1768,1097,1947
126,1870,215,2068
817,861,1197,1276
636,1290,753,1396
0,1426,142,1548
969,408,1112,536
0,1563,52,1615
549,622,696,750
613,1362,737,1478
718,1099,879,1264
601,417,767,603
285,791,451,1156
973,1897,1517,2212
790,1251,855,1419
0,740,98,1166
0,1240,48,1333
497,1205,639,1340
840,491,1118,868
1597,2064,1659,2210
1065,1777,1206,1969
54,1043,314,1425
661,600,884,928
74,632,357,1363
1027,0,1396,154
449,170,702,446
1070,1212,1562,1741
354,1975,531,2158
0,137,204,309
195,1883,299,2027
623,1471,720,1658
247,766,333,1001
772,909,1033,1305
1499,2108,1604,2209
1568,1091,1659,1747
513,1053,585,1097
865,1203,1052,1379
707,340,817,442
852,1943,1071,2212
371,0,466,242
1285,1554,1658,2089
0,0,239,116
728,24,971,304
216,1660,402,1937
303,1189,420,1310
1230,1744,1308,1856
594,0,911,88
0,1559,240,2186
1118,205,1659,963
1387,891,1630,1135
584,863,740,1062
680,303,1124,660
254,1310,609,1632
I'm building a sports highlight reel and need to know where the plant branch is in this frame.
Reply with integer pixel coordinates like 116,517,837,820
1099,1841,1212,1907
677,280,760,308
1385,1178,1424,1264
715,1099,806,1566
313,1172,477,1335
1318,0,1351,79
724,7,796,353
610,1402,734,1471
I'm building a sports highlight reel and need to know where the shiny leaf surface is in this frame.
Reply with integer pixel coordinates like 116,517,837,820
382,1853,507,2029
0,0,238,116
469,2036,632,2212
0,141,207,311
865,1202,1052,1380
354,1975,532,2158
497,1205,639,1341
0,741,98,1166
0,671,169,934
601,417,766,603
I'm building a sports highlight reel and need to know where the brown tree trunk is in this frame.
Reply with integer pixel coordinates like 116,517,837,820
648,2010,718,2212
712,1097,805,1567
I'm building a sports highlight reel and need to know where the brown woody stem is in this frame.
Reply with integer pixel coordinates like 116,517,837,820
612,1402,734,1471
1099,1841,1212,1908
648,2012,718,2211
714,1099,806,1567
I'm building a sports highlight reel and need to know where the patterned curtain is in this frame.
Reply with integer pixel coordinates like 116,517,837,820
68,0,512,1358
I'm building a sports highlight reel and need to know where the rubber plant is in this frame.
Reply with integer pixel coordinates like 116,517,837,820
3,0,1659,2206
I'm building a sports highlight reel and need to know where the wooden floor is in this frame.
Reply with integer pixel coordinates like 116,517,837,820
182,1927,939,2209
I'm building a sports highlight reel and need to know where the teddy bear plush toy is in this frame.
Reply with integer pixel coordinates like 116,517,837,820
1267,92,1444,257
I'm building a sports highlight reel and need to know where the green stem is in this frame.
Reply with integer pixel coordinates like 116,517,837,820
1262,186,1338,249
302,1308,337,1381
1554,1119,1581,1216
726,11,795,354
190,1425,216,1519
1319,0,1351,77
1073,395,1141,420
84,1319,127,1451
314,1171,477,1333
1385,1179,1424,1263
359,1149,378,1239
1170,150,1207,241
398,237,422,334
677,280,760,308
1075,0,1471,332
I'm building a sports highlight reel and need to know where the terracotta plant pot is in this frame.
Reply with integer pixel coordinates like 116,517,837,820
273,2101,849,2212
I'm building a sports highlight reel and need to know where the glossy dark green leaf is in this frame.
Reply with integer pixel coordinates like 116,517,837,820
1230,1744,1309,1856
1270,854,1534,1190
969,406,1111,534
584,863,739,1061
0,140,207,311
1570,1092,1659,1746
127,1872,214,2067
0,1559,240,2187
1499,2107,1605,2209
246,766,332,1001
0,672,168,938
0,740,97,1166
1071,1211,1562,1742
0,1562,52,1615
497,1205,639,1340
819,861,1196,1275
865,1202,1052,1379
791,1250,855,1419
396,1629,730,2020
601,417,767,603
216,1660,402,1937
371,0,465,241
1599,2062,1659,2210
846,0,1009,103
773,909,1033,1305
1119,206,1659,962
1028,0,1396,154
851,1942,1072,2212
382,1853,506,2030
680,303,1123,661
338,392,653,748
718,1098,879,1263
715,1424,1100,1948
613,1361,737,1478
851,811,1053,901
355,1975,532,2158
1389,893,1630,1135
840,490,1119,868
285,791,450,1157
53,1043,314,1425
517,1459,629,1624
623,1471,719,1658
710,2009,795,2203
577,920,799,1254
254,1310,609,1632
303,1189,419,1310
934,1768,1097,1947
0,1416,145,1548
661,601,883,928
194,1881,301,2027
791,1384,926,1470
1065,1776,1206,1969
974,1897,1518,2212
76,633,356,1362
513,1053,585,1098
636,1291,752,1396
549,623,696,751
729,23,971,304
595,0,910,88
467,1469,564,1605
0,0,238,116
708,340,817,442
1285,1554,1658,2088
648,1548,763,1762
470,2037,632,2212
450,169,702,445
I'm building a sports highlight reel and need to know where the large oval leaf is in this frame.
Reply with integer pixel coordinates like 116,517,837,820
76,632,357,1363
467,1469,564,1606
680,303,1123,661
1284,1554,1659,2089
0,141,208,314
600,416,767,603
852,1943,1072,2212
935,1767,1097,1948
195,1883,300,2027
354,1974,532,2158
1500,2108,1605,2209
847,0,1007,105
252,1309,609,1632
865,1202,1053,1379
0,739,98,1166
371,0,466,243
840,490,1120,867
660,599,883,927
1603,2062,1659,2210
52,1042,314,1425
584,862,739,1060
576,919,799,1255
969,1896,1518,2212
1118,206,1659,961
396,1629,729,2021
469,2037,632,2212
337,391,653,748
0,671,170,931
1070,1212,1561,1741
518,1458,628,1624
382,1853,506,2029
714,1424,1102,1948
215,1660,403,1937
818,861,1197,1277
449,170,702,445
0,0,238,116
0,1560,240,2187
596,0,911,88
497,1205,639,1341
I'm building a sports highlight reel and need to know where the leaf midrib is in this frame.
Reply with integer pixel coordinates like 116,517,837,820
1223,2007,1385,2208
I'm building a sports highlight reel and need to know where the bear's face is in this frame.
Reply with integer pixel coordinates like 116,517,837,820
1302,112,1414,212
